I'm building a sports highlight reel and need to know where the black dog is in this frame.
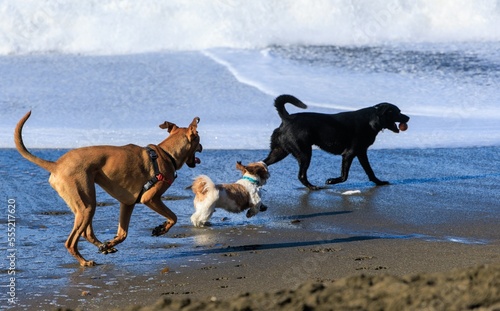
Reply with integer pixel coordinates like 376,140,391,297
263,95,410,190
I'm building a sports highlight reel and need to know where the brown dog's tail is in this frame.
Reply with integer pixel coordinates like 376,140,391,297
274,94,307,120
14,111,56,173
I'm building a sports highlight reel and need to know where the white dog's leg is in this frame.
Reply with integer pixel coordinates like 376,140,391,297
192,199,217,227
246,202,261,218
191,175,219,227
191,207,203,227
199,202,216,226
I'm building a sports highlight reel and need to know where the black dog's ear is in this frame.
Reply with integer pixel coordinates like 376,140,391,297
375,103,391,116
370,105,385,131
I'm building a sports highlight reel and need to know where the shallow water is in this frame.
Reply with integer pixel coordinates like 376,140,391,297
1,146,499,309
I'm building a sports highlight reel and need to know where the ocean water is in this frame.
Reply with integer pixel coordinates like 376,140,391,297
0,0,499,149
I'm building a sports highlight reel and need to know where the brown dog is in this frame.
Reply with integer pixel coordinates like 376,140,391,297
14,111,202,266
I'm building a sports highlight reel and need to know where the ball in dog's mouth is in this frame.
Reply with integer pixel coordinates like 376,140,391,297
398,123,408,131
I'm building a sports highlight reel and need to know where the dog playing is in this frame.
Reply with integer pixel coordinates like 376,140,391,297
14,111,202,266
263,94,410,190
190,161,270,227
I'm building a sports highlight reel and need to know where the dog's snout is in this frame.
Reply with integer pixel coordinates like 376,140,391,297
399,113,410,123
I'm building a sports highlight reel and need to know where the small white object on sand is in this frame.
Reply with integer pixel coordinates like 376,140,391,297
341,190,361,196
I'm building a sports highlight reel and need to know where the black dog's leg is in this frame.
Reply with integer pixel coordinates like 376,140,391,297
357,150,389,186
294,148,321,190
326,151,354,185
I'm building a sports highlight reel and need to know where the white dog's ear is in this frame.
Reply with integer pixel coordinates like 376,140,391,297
236,161,246,173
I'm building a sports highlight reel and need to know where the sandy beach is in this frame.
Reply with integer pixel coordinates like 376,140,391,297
2,147,499,310
69,235,500,311
53,237,500,311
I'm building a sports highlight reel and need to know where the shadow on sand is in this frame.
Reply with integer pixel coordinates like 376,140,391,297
172,235,383,259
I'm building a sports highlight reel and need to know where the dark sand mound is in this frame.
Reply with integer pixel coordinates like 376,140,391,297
121,263,500,311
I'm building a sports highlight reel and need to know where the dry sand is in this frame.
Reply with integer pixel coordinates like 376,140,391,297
120,263,500,311
52,229,499,311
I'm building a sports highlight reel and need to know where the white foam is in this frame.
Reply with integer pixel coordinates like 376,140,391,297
341,190,362,196
1,0,499,55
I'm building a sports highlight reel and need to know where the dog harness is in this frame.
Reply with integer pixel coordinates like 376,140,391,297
136,146,177,203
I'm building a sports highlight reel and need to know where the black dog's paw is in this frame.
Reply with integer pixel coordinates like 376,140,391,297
325,177,344,185
152,222,168,236
308,185,324,190
372,179,390,186
304,183,324,190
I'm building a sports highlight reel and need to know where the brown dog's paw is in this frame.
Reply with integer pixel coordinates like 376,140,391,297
101,248,117,255
152,222,168,236
99,242,118,254
82,260,97,267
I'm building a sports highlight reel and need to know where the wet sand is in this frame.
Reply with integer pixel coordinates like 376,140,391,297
1,147,499,310
54,232,499,311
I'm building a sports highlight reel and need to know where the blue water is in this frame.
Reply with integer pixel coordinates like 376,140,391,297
0,1,499,149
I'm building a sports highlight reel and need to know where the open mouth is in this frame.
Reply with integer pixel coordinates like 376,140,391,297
388,122,400,133
390,112,410,133
187,144,203,168
388,121,409,133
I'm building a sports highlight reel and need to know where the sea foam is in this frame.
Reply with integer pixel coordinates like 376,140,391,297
1,0,499,55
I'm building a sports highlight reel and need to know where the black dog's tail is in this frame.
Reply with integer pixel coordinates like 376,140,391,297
274,94,307,120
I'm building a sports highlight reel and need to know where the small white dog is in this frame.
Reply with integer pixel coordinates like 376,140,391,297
190,161,270,227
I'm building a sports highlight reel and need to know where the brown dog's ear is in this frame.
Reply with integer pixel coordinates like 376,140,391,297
190,117,200,127
236,161,246,173
159,121,178,133
187,117,200,141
